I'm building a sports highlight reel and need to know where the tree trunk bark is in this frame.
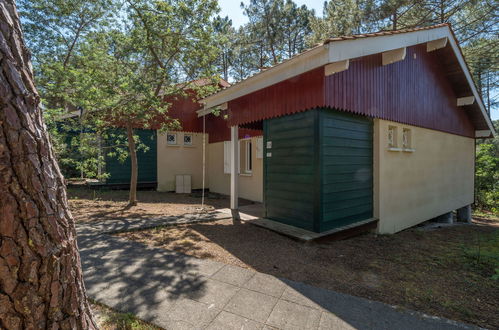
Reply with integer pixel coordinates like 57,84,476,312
0,1,96,329
126,122,138,206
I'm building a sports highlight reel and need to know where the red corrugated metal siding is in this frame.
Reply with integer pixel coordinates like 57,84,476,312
150,91,204,132
227,67,325,127
325,44,475,137
206,113,262,143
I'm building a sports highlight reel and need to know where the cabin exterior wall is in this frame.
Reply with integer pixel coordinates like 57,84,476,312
374,119,475,234
156,131,206,192
207,137,263,202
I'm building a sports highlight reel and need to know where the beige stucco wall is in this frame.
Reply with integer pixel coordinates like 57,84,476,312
157,131,206,192
374,119,475,234
207,137,263,202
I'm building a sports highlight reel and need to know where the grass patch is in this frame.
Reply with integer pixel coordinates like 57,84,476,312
91,302,160,330
462,230,499,280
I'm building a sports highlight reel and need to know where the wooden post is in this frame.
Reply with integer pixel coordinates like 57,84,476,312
230,125,239,210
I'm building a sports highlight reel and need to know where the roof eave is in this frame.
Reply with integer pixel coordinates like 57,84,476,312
197,44,330,116
198,25,496,136
444,31,496,136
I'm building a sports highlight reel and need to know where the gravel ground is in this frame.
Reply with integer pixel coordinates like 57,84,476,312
68,187,251,223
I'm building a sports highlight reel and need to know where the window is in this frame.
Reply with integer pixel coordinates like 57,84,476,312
238,140,252,174
243,140,252,174
388,126,398,148
402,128,414,151
167,133,177,145
184,134,192,146
223,139,253,175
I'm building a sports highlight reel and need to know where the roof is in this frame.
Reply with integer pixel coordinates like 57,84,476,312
169,78,230,94
198,24,495,138
323,23,450,43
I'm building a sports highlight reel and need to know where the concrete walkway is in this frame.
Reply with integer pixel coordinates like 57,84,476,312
77,213,477,330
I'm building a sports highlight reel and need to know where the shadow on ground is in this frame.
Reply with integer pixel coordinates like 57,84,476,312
125,216,496,329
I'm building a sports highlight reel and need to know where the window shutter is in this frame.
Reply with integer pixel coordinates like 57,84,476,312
223,141,231,174
256,137,263,159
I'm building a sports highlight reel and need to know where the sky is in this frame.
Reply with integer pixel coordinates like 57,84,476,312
218,0,325,28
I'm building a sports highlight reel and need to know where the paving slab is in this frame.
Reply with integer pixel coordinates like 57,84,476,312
167,298,221,328
211,264,256,286
78,212,479,330
223,288,279,323
266,299,322,330
184,278,240,309
243,273,287,298
206,311,263,330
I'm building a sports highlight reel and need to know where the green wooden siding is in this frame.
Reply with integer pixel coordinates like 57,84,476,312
320,109,373,231
264,111,317,231
105,129,157,184
264,108,373,233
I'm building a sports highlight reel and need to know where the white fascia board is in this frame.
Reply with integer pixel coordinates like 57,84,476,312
198,25,496,137
199,45,330,114
327,27,448,62
476,130,492,138
199,27,450,116
197,107,214,117
196,102,228,117
446,31,496,136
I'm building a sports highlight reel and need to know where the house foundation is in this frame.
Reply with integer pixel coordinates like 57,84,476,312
456,205,472,223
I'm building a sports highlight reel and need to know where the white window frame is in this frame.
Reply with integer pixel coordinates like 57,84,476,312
388,126,397,148
387,125,403,151
167,133,177,145
184,133,193,146
402,128,415,152
402,128,410,148
243,139,252,174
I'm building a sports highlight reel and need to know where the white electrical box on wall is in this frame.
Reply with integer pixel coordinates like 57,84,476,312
175,175,192,193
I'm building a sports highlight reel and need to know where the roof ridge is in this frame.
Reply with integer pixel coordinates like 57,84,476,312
323,23,450,44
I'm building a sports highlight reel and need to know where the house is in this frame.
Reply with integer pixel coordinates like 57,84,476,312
191,23,495,235
154,78,262,194
102,79,232,188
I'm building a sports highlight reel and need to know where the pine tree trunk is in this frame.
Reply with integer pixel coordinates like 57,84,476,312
126,123,138,206
0,1,96,329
